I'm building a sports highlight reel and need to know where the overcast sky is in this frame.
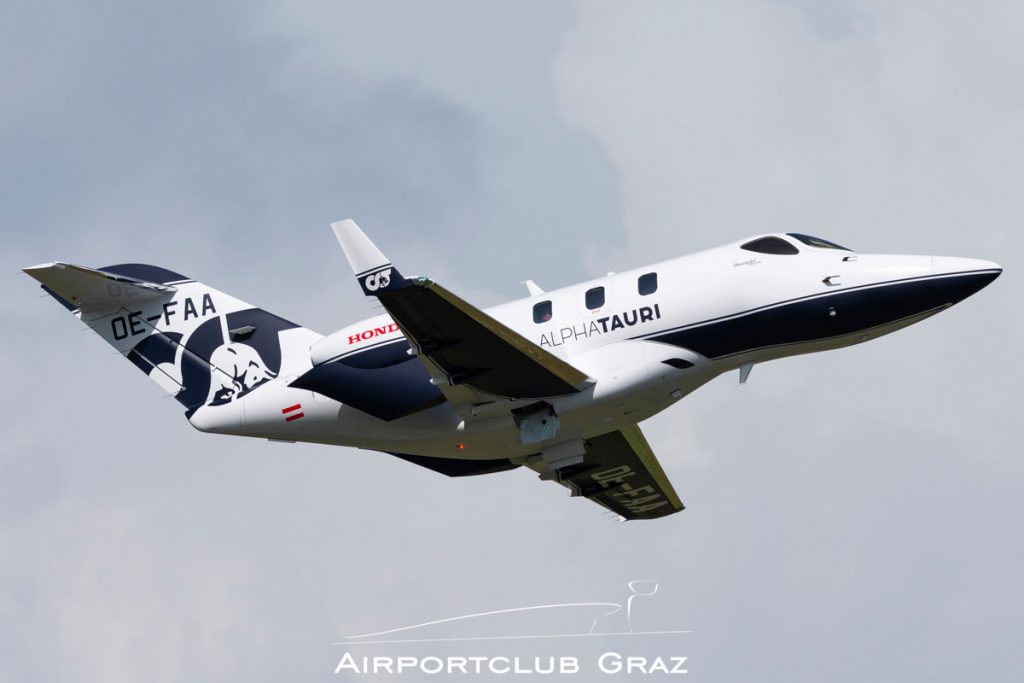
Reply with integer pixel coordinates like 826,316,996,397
2,1,1022,681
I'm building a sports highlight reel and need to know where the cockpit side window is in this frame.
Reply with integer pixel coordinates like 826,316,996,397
740,237,799,255
786,233,851,251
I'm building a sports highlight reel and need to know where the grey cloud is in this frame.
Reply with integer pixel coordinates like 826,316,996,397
3,2,1022,682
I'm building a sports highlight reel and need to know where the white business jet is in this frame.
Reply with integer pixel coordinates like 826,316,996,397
24,223,1000,520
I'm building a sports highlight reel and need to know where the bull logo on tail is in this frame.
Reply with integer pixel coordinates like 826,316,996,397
206,342,278,406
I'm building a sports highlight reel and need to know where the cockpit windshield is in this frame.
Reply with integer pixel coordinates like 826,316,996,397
740,236,799,255
786,233,852,251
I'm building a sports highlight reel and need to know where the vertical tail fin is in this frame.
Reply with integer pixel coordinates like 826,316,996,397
24,262,319,416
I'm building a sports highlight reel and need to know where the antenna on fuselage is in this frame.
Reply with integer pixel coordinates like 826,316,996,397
738,361,754,385
522,280,544,297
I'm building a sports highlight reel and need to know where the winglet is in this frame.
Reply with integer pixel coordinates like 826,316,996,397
330,219,406,295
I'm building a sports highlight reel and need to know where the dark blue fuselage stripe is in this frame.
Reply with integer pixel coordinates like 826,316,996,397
643,270,998,360
698,304,949,361
632,270,997,342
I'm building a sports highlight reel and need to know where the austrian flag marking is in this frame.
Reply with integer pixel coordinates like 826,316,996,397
282,403,304,422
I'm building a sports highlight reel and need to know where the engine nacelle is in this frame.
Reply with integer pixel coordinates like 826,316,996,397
309,313,401,365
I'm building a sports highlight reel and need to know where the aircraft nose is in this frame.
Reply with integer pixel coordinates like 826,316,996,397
929,256,1002,306
932,256,1002,277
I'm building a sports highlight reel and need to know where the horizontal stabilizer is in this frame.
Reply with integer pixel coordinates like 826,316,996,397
23,262,176,310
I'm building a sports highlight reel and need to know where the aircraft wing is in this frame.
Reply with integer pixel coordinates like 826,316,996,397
528,425,684,520
330,219,591,400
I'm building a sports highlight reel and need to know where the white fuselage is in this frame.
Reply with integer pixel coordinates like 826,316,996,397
189,233,1000,463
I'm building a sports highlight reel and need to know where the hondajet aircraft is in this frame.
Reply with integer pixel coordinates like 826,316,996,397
24,222,1000,520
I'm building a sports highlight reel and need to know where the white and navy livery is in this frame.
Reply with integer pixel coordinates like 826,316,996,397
24,223,1001,520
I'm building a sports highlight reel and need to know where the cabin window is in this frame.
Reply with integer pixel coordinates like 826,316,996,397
585,286,605,310
786,233,852,251
740,236,799,255
533,300,553,323
638,272,658,295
